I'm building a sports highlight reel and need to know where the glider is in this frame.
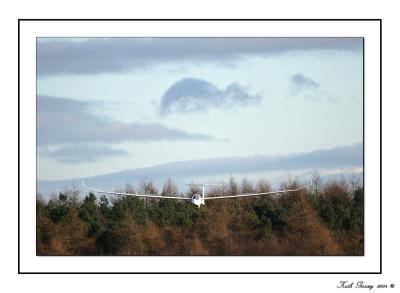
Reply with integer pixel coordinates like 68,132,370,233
83,180,304,208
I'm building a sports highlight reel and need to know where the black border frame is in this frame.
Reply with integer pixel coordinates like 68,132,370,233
18,18,382,274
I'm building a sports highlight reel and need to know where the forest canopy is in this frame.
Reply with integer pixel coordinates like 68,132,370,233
36,175,363,256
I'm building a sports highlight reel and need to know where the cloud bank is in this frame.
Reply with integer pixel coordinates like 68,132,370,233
38,144,128,163
37,38,363,77
38,143,363,195
37,95,215,162
111,142,363,178
160,77,262,115
38,95,215,145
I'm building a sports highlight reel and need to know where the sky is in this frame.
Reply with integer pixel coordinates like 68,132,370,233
37,37,363,186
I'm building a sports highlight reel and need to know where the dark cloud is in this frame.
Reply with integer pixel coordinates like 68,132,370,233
37,95,215,145
160,77,262,115
291,73,320,95
37,38,363,76
38,144,128,163
291,73,320,92
290,73,338,102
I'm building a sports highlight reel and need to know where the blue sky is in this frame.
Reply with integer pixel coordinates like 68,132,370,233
37,38,363,183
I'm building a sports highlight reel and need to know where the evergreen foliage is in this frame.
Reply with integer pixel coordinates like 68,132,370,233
36,177,364,255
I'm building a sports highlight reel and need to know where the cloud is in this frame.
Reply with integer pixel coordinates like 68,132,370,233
37,38,363,76
37,95,216,162
124,142,363,178
38,144,128,163
37,95,215,145
37,143,363,195
290,73,338,102
291,73,320,93
159,77,262,115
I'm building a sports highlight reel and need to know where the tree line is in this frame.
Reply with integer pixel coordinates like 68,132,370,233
36,174,363,256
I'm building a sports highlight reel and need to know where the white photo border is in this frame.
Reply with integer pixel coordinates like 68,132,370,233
18,19,381,273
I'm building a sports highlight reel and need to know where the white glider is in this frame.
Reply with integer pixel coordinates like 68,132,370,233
83,180,304,208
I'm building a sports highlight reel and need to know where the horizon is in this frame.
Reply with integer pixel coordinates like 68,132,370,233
37,142,363,197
